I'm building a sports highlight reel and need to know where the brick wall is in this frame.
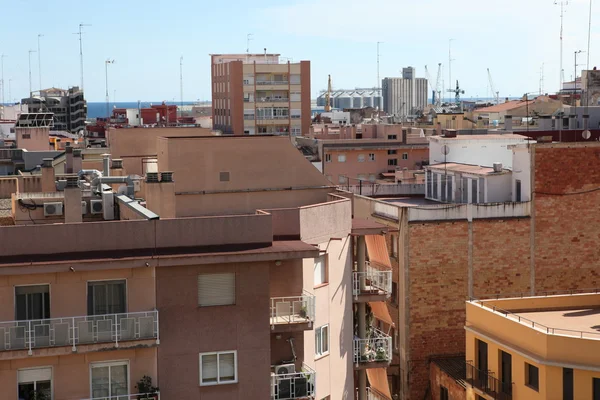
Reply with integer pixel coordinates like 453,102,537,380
429,362,466,400
408,221,468,399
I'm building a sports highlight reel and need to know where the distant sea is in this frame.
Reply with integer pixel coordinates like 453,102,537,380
87,101,208,119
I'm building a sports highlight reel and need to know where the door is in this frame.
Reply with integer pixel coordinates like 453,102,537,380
563,368,573,400
477,340,488,388
500,351,512,394
15,285,50,349
515,180,522,202
18,368,52,400
91,362,129,400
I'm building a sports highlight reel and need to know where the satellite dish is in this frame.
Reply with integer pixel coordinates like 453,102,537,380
441,145,450,155
583,130,591,140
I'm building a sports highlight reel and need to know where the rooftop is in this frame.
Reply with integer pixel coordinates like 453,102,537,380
429,134,527,142
428,163,510,175
475,100,532,113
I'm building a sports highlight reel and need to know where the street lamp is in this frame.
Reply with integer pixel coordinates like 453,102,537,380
105,59,115,119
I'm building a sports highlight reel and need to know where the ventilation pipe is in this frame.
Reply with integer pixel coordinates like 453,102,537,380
73,149,83,173
102,154,111,177
41,158,55,192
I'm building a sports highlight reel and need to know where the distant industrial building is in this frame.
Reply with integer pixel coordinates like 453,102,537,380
316,88,383,110
21,87,86,134
382,67,427,118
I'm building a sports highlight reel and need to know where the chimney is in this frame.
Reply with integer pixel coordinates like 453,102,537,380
568,114,577,130
102,153,111,177
65,143,74,173
64,176,82,223
504,115,513,131
477,116,483,129
402,167,411,180
73,149,83,173
145,172,175,218
41,158,55,192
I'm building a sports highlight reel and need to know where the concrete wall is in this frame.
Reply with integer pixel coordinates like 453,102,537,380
15,128,50,151
429,136,526,169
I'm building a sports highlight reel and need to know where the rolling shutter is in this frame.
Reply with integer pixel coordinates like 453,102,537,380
198,273,235,307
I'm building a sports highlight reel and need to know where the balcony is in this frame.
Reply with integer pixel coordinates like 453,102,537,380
0,311,159,356
271,363,316,399
466,361,512,400
270,291,315,333
353,262,392,302
257,80,289,86
80,393,160,400
366,387,388,400
353,327,392,368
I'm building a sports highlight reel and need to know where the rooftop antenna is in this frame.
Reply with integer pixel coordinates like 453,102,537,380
180,56,184,118
377,41,383,89
74,23,91,91
8,78,12,104
0,54,6,107
37,34,44,91
28,50,36,97
554,1,568,93
448,39,455,104
540,62,545,94
246,33,253,62
105,59,115,119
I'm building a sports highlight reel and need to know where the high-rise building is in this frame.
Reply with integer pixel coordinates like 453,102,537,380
382,66,427,118
210,53,311,136
22,87,87,134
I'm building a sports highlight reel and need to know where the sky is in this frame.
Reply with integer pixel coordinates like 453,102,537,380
0,0,598,102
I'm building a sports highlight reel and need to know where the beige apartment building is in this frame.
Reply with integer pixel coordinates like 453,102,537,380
0,130,397,400
210,53,311,136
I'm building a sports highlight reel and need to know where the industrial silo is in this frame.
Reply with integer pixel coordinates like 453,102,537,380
351,92,363,109
336,92,352,110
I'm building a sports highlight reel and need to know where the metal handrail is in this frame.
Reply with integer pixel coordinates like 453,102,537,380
465,361,512,400
353,327,392,364
0,311,159,355
257,80,289,85
271,363,316,399
366,387,387,400
353,262,392,297
80,393,160,400
468,297,600,339
474,288,600,300
270,291,315,328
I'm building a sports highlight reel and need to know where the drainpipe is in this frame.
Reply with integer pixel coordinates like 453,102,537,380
357,235,367,400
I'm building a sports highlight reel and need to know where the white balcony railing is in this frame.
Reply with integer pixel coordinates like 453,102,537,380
271,291,315,328
271,363,316,399
367,387,387,400
353,263,392,298
257,80,289,85
353,327,392,364
80,393,160,400
0,311,159,355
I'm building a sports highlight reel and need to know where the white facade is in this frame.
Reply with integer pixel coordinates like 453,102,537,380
0,121,15,140
511,144,532,202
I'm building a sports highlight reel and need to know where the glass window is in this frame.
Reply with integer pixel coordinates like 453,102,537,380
594,378,600,400
200,351,237,385
358,154,365,162
87,280,126,316
387,159,398,166
387,150,397,155
338,154,346,163
563,368,573,400
91,362,128,398
402,153,408,160
325,154,331,163
18,368,52,400
314,256,327,286
315,325,329,356
338,175,347,184
526,362,539,391
368,153,375,161
15,285,50,320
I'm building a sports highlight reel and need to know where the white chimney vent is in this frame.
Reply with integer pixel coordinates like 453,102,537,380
493,162,503,172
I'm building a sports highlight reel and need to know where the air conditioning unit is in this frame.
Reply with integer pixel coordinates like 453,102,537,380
81,201,87,214
90,199,103,214
43,202,63,217
275,363,296,375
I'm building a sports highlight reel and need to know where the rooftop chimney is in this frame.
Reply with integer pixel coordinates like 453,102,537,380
41,158,55,192
73,149,82,174
145,172,175,218
65,143,74,173
64,176,82,223
102,153,111,177
568,114,577,130
504,115,513,131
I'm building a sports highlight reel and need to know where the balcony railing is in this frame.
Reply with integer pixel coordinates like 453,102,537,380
80,393,160,400
257,97,289,103
271,363,316,399
0,311,159,355
353,327,392,365
353,262,392,298
257,80,289,85
466,361,512,400
271,291,315,328
364,387,387,400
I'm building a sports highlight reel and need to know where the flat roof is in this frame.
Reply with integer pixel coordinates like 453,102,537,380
430,134,527,141
428,163,510,176
517,308,600,335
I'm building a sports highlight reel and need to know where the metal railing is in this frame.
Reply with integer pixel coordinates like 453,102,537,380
271,363,316,399
80,393,160,400
353,327,392,364
367,387,388,400
466,361,512,400
271,291,315,328
0,311,159,354
469,298,600,340
353,262,392,298
257,98,289,102
257,80,289,85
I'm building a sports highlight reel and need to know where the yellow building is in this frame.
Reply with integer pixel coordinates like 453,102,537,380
465,293,600,400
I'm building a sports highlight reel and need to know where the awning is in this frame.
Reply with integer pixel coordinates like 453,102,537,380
366,368,392,400
369,301,395,327
365,235,392,269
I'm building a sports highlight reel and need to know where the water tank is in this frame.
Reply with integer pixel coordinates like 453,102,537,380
493,162,503,172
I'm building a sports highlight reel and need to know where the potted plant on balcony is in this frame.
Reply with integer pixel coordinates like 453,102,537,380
136,375,159,399
299,305,308,319
375,346,388,361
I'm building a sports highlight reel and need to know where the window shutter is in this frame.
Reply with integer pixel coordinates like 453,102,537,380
201,354,218,383
198,273,235,306
322,325,329,353
219,353,236,382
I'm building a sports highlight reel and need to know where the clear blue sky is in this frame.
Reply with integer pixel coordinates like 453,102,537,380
1,0,598,102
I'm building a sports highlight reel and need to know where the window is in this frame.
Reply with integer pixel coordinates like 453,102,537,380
391,235,398,258
16,285,50,320
402,153,408,160
500,351,512,395
594,378,600,400
198,273,235,307
368,153,375,161
200,351,237,385
220,171,230,182
427,170,432,198
18,368,52,400
387,150,397,155
315,325,329,356
314,256,327,286
516,180,522,202
440,385,449,400
358,154,365,163
391,282,398,304
387,135,397,140
525,362,539,391
22,134,31,139
87,280,126,316
388,159,398,166
91,362,128,398
432,174,438,200
471,178,478,204
324,154,331,163
338,154,346,163
563,368,573,400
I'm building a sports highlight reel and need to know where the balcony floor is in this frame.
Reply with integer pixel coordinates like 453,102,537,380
270,314,313,333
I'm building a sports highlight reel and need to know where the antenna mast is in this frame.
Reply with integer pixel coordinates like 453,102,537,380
555,1,568,93
180,56,184,116
377,42,382,89
448,39,455,103
75,23,91,91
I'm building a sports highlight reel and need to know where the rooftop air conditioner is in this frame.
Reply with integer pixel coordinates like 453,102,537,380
90,199,103,215
275,363,296,375
81,200,87,214
44,202,63,217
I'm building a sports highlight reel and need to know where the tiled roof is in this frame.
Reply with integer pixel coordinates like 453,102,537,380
475,100,531,113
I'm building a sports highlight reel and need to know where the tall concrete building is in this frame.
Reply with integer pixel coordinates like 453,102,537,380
22,87,87,134
382,67,427,118
210,54,311,136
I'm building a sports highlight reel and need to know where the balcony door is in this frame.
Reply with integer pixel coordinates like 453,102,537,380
15,285,50,320
18,367,52,400
91,362,129,399
477,340,488,388
87,280,126,316
500,350,512,394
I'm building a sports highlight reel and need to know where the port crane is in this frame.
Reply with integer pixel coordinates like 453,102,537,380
487,68,499,104
424,64,443,106
324,74,332,112
446,80,465,105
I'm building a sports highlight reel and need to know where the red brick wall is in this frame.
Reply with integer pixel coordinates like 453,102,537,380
408,221,469,399
472,218,531,297
429,362,466,400
534,144,600,291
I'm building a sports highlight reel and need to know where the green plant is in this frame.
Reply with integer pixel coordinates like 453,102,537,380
299,306,307,319
375,346,387,361
136,375,159,399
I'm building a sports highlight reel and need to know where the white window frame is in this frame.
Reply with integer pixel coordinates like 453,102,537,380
18,367,53,400
402,152,408,160
199,350,238,386
337,154,346,163
338,175,347,184
368,153,375,161
313,255,327,287
358,154,365,163
315,325,329,357
325,153,331,163
90,361,130,399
